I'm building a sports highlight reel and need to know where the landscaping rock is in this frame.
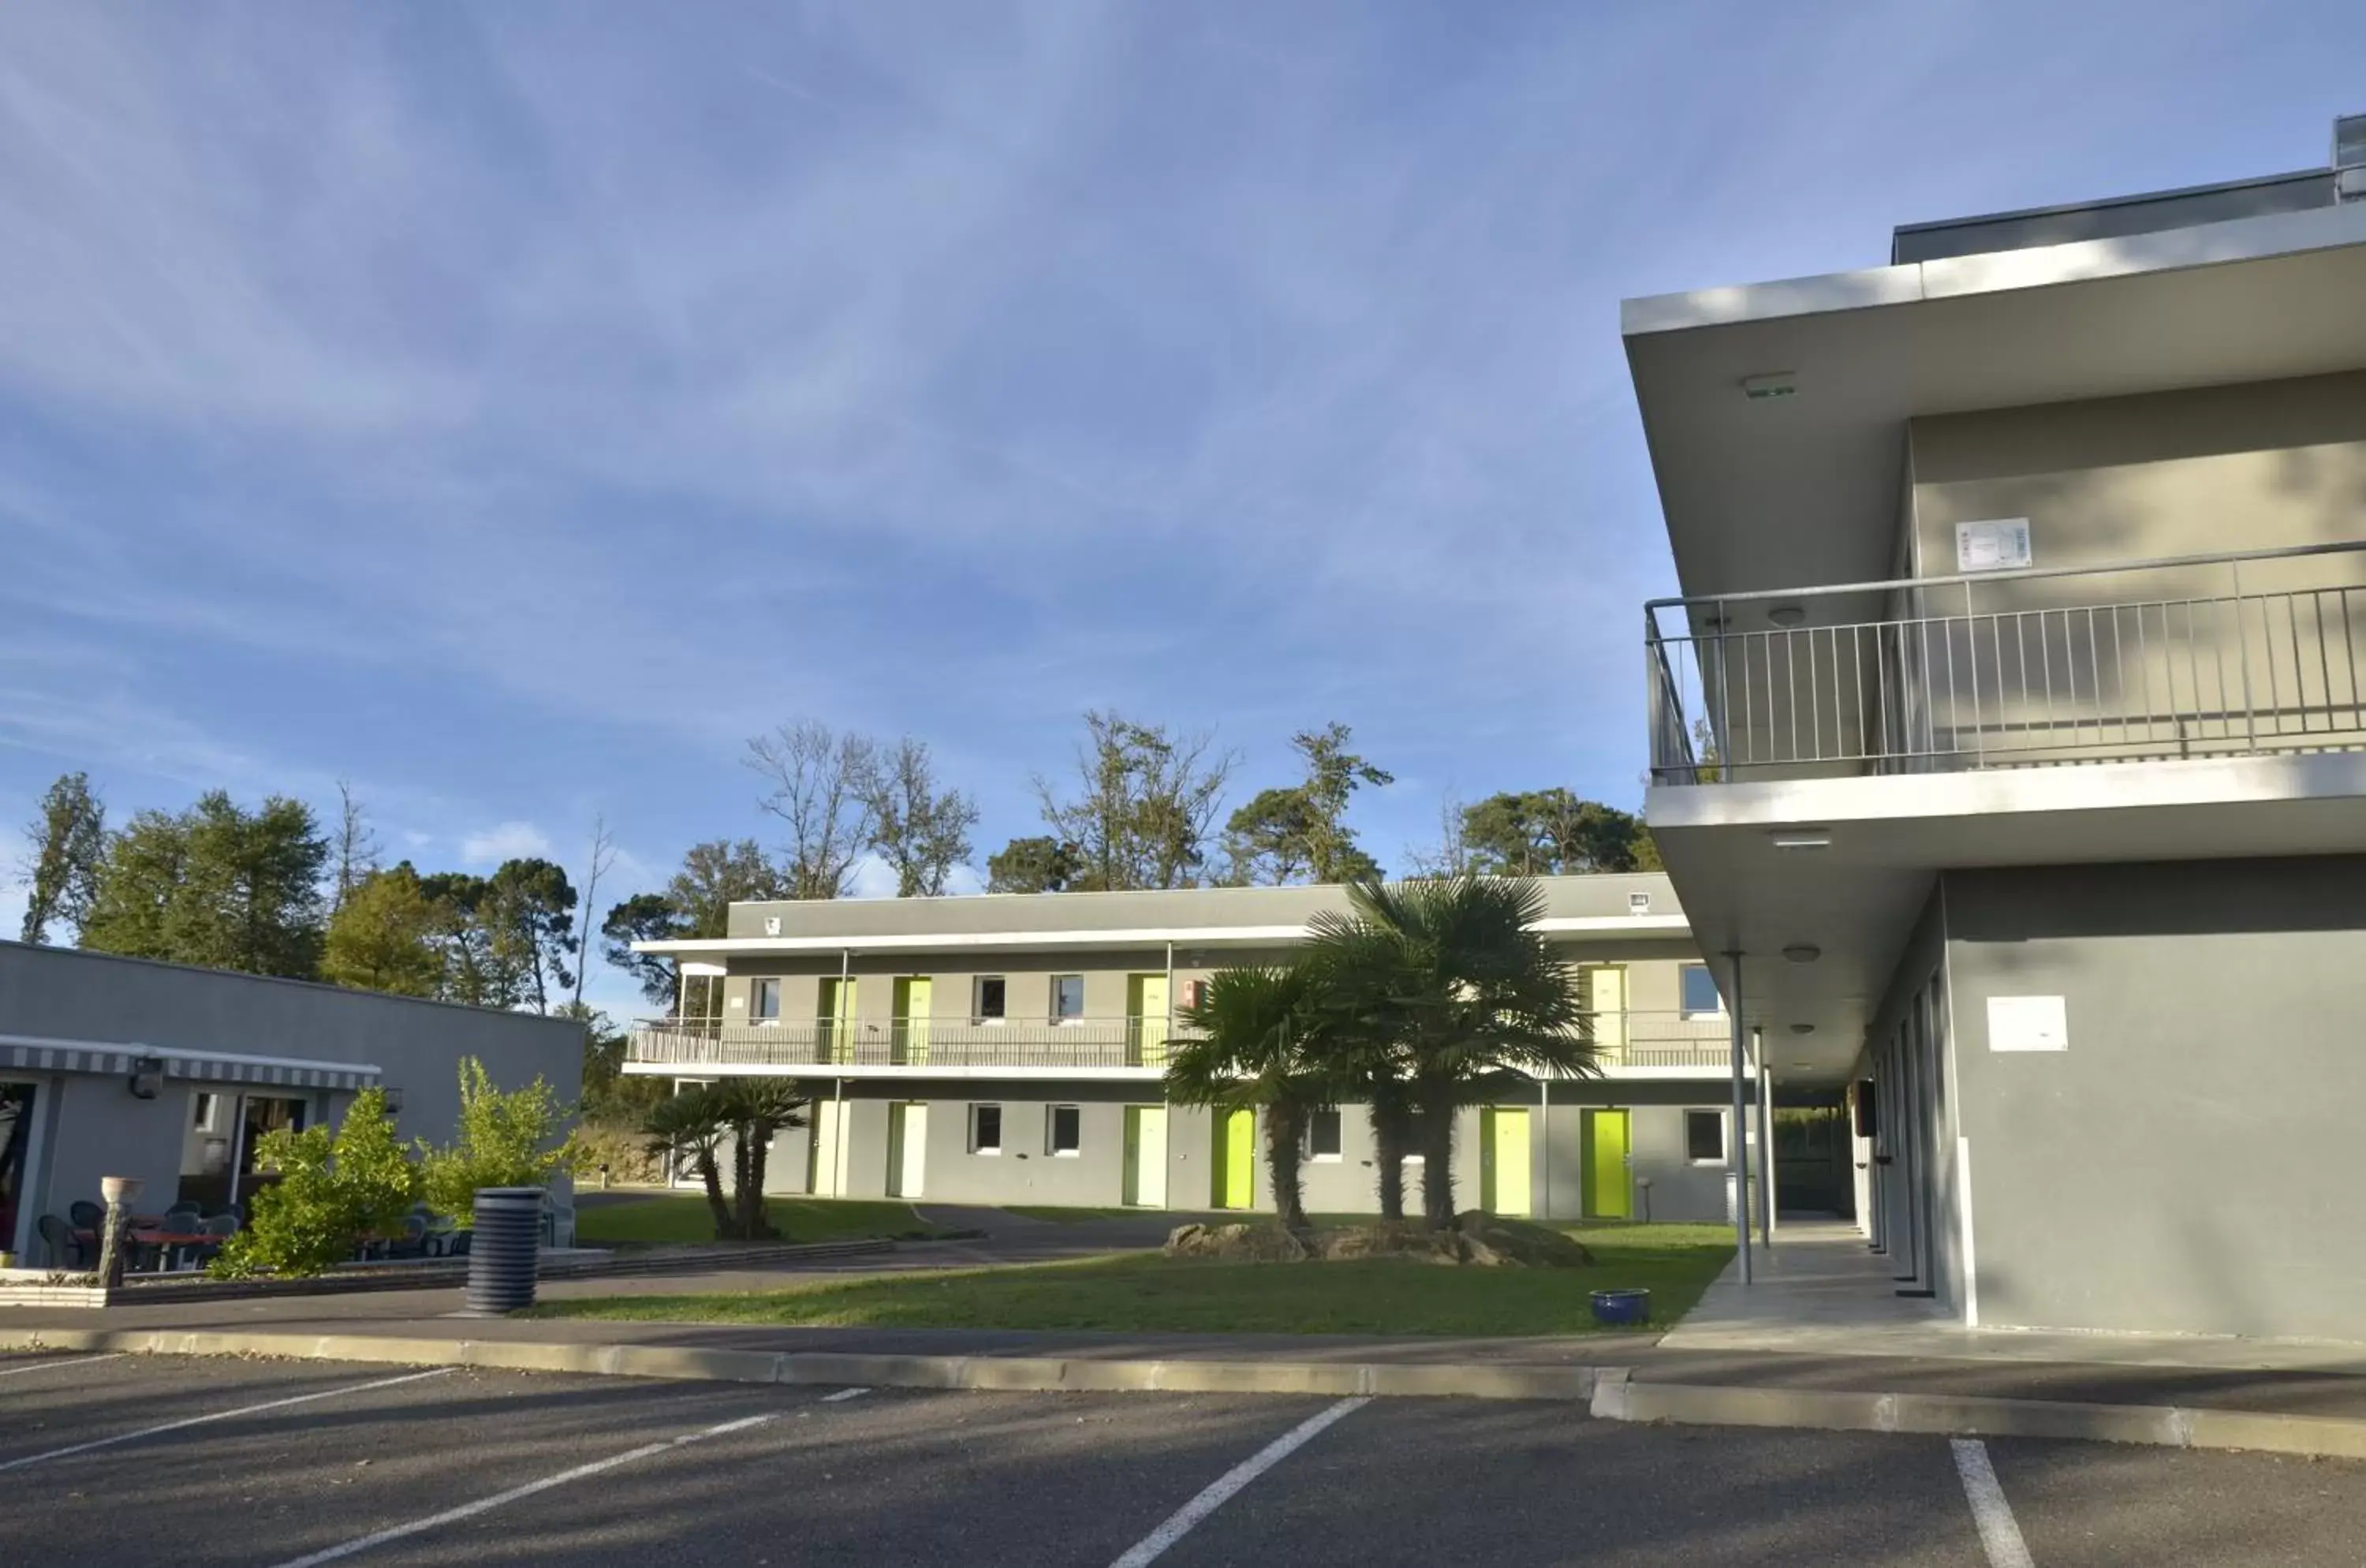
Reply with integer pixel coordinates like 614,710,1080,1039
1164,1215,1594,1267
1162,1223,1313,1261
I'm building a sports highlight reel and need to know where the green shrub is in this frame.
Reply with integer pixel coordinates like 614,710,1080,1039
418,1057,573,1224
209,1088,420,1279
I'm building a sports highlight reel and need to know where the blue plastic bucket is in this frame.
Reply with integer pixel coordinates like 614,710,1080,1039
1590,1287,1651,1326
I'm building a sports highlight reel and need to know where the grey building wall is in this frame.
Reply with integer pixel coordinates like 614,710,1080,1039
1942,856,2366,1340
2,942,583,1257
706,1078,1753,1223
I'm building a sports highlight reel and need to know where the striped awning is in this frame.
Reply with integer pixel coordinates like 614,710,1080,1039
0,1035,382,1093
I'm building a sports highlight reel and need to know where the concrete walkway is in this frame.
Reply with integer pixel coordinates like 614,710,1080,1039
1668,1218,2366,1377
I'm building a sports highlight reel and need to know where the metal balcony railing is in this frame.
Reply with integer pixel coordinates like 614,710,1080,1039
1646,539,2366,784
625,1010,1733,1073
628,1017,1190,1071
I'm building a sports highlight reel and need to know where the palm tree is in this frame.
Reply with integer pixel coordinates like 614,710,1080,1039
1165,962,1334,1233
1310,875,1596,1230
708,1077,810,1241
641,1088,730,1238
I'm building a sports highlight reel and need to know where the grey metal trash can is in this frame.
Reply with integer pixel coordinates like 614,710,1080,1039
464,1187,545,1314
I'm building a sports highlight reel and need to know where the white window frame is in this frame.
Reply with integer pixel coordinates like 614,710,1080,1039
1678,962,1726,1020
1685,1107,1728,1165
968,1103,1003,1156
973,974,1007,1025
1305,1107,1343,1163
1051,974,1085,1024
1046,1103,1083,1157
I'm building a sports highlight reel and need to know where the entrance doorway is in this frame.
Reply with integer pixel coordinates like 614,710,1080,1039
1122,1106,1168,1207
886,1103,927,1197
0,1081,35,1257
1480,1108,1532,1215
1211,1107,1254,1209
890,978,932,1065
1127,975,1170,1066
1584,1109,1633,1219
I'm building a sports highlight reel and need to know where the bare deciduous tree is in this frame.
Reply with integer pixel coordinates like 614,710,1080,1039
745,721,879,899
862,737,979,898
331,779,383,914
569,813,617,1011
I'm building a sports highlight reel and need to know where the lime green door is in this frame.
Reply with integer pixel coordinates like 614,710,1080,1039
891,977,931,1064
818,978,856,1064
1584,1109,1632,1219
1211,1108,1255,1209
1128,974,1170,1066
1480,1109,1532,1216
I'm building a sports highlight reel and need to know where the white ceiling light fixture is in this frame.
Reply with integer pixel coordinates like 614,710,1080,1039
1789,1062,1816,1070
1771,830,1831,850
1767,605,1805,627
1740,371,1797,401
1781,944,1822,964
1789,1022,1815,1034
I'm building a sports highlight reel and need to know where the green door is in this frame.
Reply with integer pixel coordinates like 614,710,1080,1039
1211,1108,1255,1209
891,977,931,1064
1584,1109,1632,1219
818,978,856,1065
1128,974,1170,1066
1480,1108,1532,1216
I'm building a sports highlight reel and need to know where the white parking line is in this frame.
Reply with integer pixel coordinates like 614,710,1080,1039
1953,1438,2036,1568
0,1368,453,1474
0,1353,124,1378
266,1411,779,1568
820,1387,870,1402
1108,1397,1370,1568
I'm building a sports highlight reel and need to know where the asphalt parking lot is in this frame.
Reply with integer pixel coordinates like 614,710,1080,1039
2,1350,2362,1566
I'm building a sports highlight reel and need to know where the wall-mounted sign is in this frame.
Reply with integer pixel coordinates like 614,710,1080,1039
1956,518,2032,573
1987,995,2067,1052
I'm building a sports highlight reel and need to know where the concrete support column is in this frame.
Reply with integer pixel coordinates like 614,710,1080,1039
1756,1043,1777,1249
1724,948,1752,1284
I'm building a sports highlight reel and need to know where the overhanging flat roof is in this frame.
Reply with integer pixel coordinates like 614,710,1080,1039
1622,200,2366,602
636,913,1694,959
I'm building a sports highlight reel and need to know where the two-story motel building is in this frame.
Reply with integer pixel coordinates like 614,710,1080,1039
1625,114,2366,1341
624,874,1768,1225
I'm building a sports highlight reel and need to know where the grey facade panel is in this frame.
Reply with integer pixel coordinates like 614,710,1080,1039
1891,170,2338,264
1942,857,2366,1340
722,873,1681,943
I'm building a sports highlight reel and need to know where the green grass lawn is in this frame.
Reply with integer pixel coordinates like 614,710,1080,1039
529,1221,1733,1336
573,1195,950,1248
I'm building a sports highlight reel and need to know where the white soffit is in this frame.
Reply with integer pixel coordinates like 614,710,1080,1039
1621,202,2366,601
633,913,1693,958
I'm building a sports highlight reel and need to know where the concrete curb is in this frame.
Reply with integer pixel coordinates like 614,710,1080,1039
9,1327,2366,1458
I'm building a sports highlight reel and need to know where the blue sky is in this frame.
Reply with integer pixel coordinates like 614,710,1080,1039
2,2,2362,1016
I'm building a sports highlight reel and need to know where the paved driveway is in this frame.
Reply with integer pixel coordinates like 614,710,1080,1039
3,1350,2362,1566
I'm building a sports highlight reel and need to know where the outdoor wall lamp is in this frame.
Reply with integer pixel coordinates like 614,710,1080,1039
382,1086,404,1113
127,1056,164,1099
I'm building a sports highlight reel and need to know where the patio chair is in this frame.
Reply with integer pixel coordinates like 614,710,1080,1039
189,1212,239,1270
37,1213,88,1270
384,1214,429,1260
68,1199,104,1233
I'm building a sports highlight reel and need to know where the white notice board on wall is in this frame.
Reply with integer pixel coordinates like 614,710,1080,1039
1987,995,2067,1052
1956,518,2032,573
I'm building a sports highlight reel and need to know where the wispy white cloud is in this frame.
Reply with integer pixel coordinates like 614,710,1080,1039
460,820,552,866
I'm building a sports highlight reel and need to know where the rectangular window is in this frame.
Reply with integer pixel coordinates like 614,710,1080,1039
974,975,1007,1022
968,1103,1003,1155
1686,1109,1727,1163
752,978,782,1021
1052,975,1085,1021
192,1092,218,1132
1679,963,1724,1017
1306,1108,1342,1161
1047,1104,1082,1155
